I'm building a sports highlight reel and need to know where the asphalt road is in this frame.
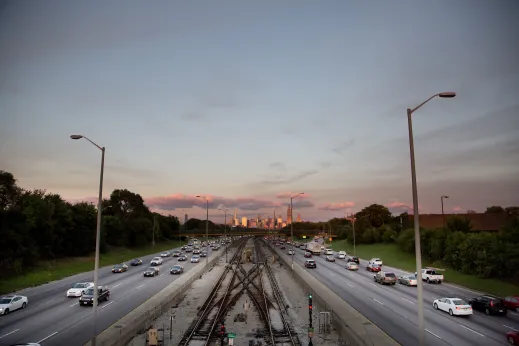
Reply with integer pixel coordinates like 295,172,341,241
0,243,231,346
269,242,518,346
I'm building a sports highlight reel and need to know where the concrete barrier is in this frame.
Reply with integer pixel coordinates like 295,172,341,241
267,242,399,346
84,245,233,346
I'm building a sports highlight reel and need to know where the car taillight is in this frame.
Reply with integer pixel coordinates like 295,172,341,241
456,307,460,310
490,301,494,307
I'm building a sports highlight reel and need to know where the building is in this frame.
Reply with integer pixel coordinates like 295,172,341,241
241,216,248,227
184,214,188,224
296,214,302,223
287,204,293,225
407,213,510,231
277,217,283,228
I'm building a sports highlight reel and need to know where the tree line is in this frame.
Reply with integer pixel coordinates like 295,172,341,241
284,203,519,282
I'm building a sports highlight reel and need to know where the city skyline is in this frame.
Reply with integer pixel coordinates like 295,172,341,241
2,1,518,223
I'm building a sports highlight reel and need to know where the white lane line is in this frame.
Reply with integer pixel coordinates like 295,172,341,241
346,283,354,287
0,329,19,339
504,325,519,332
425,329,442,339
37,299,55,307
401,297,414,304
37,331,58,343
510,312,518,316
136,284,145,290
460,325,484,337
100,301,114,309
370,283,378,288
69,302,78,307
112,283,122,288
373,298,383,305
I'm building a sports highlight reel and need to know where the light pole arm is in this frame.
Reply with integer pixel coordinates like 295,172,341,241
409,94,439,114
83,136,104,151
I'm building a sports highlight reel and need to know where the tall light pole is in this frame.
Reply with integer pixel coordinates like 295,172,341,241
179,209,184,246
196,196,209,266
70,134,105,346
218,208,230,263
346,214,356,256
441,195,449,229
407,91,456,346
289,192,304,275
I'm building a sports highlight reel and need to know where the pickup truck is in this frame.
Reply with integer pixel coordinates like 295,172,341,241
79,286,110,306
418,268,444,284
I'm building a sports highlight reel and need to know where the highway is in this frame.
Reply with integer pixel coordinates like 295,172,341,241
269,241,518,346
0,244,228,346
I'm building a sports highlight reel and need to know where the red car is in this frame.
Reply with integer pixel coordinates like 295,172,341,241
507,331,519,344
504,296,519,311
367,263,381,272
304,252,312,258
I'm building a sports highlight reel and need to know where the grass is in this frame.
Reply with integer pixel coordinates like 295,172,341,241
0,240,183,295
328,240,519,297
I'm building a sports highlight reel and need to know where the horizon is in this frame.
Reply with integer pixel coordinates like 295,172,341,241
2,0,518,223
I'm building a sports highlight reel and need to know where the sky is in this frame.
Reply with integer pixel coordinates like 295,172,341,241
1,0,519,222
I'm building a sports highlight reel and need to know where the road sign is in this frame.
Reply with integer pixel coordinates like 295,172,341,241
228,338,234,345
228,333,236,338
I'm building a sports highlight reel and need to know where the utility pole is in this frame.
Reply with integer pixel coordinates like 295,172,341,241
441,195,449,229
308,293,314,346
347,214,356,256
152,215,156,248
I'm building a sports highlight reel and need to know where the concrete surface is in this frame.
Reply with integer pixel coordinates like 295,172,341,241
269,241,519,346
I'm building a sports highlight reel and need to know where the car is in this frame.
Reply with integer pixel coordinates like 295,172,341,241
181,245,187,250
143,267,160,277
185,247,193,253
504,296,519,311
468,295,507,315
369,258,383,266
178,255,187,261
112,263,128,273
367,263,381,272
130,258,143,266
280,245,286,249
325,255,335,262
172,250,181,257
67,282,94,297
288,249,295,255
304,252,312,258
200,251,207,257
398,275,418,286
345,262,358,271
347,256,360,264
507,331,519,345
191,255,200,263
79,286,110,306
170,265,184,274
433,298,472,316
325,249,333,256
374,271,397,285
151,257,163,266
305,259,317,268
337,251,346,259
0,295,28,315
193,249,201,254
160,251,171,257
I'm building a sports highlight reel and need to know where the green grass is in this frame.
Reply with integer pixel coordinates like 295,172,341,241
0,240,183,294
329,240,519,297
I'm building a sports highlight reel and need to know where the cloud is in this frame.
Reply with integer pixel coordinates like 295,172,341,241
318,202,355,211
453,206,463,212
320,161,332,169
269,162,287,171
332,139,355,156
145,194,282,211
386,201,424,214
181,111,206,121
258,170,319,186
276,192,310,199
291,200,315,209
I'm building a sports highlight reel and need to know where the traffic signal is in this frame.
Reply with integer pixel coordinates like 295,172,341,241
308,294,313,309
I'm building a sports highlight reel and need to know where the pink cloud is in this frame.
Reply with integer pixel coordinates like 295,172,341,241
453,206,462,212
318,202,355,211
276,192,310,199
386,201,424,213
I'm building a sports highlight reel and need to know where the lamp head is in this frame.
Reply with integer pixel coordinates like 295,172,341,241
439,92,456,98
70,135,83,140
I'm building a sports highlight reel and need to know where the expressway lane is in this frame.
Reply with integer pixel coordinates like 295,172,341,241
270,242,515,346
0,244,229,346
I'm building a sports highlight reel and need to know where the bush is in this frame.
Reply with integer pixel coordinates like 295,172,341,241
382,229,397,243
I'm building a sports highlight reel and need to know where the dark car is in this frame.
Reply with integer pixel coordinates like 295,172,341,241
112,263,128,273
130,258,143,266
347,256,360,264
172,251,181,257
181,246,187,250
504,296,519,312
143,267,160,277
305,259,317,268
325,256,336,262
79,286,109,306
178,255,188,261
170,265,184,275
469,295,507,315
280,245,286,250
200,251,207,257
507,331,519,345
304,252,312,258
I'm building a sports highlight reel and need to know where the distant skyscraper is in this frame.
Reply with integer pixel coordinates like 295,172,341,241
287,204,293,225
184,214,188,224
241,216,248,227
296,214,302,223
277,217,283,228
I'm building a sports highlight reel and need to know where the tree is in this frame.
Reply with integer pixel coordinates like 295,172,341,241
355,204,392,228
485,206,506,214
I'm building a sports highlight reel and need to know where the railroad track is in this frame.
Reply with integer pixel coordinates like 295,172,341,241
178,237,301,346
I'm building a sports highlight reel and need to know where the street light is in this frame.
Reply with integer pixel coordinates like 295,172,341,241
218,208,230,263
406,91,456,346
346,214,356,256
70,134,105,346
196,195,209,266
289,192,304,275
441,196,449,229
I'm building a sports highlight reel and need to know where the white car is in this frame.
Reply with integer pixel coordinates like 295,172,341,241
160,251,171,257
191,255,200,263
67,282,94,297
151,257,163,265
369,258,383,266
0,295,28,315
338,251,346,259
288,249,295,255
433,298,472,316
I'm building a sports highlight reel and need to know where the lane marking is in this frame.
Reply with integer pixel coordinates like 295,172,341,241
69,302,78,307
36,299,55,307
425,329,442,339
370,283,378,288
136,284,145,290
504,325,519,332
112,283,121,288
0,329,19,339
37,331,58,343
373,298,383,305
401,297,414,305
347,283,354,287
100,301,114,309
460,325,484,337
510,312,518,316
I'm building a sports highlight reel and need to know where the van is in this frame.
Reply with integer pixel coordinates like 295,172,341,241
325,249,333,256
